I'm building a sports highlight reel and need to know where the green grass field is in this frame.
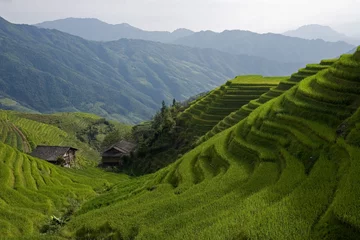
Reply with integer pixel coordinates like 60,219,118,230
1,48,360,239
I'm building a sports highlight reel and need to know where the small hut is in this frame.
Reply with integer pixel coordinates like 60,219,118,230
30,146,78,168
101,140,136,167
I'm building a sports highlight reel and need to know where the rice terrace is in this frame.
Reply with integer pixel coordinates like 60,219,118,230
1,2,360,239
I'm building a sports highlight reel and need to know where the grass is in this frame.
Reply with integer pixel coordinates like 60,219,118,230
0,141,128,238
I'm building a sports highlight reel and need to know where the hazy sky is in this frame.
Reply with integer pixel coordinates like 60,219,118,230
0,0,359,33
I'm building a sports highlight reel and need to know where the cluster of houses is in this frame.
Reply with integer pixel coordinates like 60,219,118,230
30,140,136,168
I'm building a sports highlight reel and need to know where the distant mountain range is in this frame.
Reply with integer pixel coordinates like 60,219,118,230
36,18,354,64
283,24,359,45
173,30,353,63
0,17,301,123
35,18,194,43
348,47,358,54
333,21,360,39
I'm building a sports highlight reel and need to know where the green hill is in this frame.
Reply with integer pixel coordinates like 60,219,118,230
0,17,301,124
0,110,131,165
0,110,133,238
200,58,338,142
54,47,360,239
0,141,128,239
179,75,283,138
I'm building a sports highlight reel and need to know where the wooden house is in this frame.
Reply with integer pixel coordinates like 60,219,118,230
101,140,136,166
30,146,78,168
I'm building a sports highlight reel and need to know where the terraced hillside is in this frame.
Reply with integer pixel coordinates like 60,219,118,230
0,142,128,239
0,111,133,238
16,112,131,151
200,58,337,142
57,47,360,239
0,111,131,165
179,75,283,137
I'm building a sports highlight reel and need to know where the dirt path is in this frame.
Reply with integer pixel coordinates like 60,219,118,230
11,123,31,153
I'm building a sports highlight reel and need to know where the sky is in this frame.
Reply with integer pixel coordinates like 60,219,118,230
0,0,359,34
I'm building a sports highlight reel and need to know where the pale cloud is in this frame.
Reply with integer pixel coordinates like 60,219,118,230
0,0,359,33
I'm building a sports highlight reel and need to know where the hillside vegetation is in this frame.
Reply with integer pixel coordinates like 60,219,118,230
0,110,133,238
0,17,300,123
51,47,360,239
0,141,128,239
180,75,283,138
124,76,282,175
200,58,337,142
0,111,131,165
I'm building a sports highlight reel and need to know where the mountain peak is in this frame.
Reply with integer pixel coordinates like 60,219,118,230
172,28,193,34
283,24,357,44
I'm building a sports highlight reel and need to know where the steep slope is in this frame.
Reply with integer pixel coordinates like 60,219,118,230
36,18,194,42
58,47,360,239
179,75,283,137
173,30,354,63
0,110,131,165
0,17,301,123
0,142,127,239
283,24,359,45
0,110,132,238
200,58,337,142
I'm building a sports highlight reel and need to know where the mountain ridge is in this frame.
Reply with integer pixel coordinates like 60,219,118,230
0,17,301,123
283,24,359,45
173,29,354,63
35,18,195,42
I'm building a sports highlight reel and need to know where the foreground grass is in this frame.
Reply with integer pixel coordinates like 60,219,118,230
0,142,128,239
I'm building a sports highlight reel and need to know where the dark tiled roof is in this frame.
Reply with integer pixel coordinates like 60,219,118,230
31,146,77,162
102,140,136,157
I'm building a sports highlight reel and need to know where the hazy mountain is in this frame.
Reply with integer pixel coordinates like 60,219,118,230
35,18,194,42
0,17,301,123
173,30,354,63
333,21,360,38
348,47,358,54
283,24,359,45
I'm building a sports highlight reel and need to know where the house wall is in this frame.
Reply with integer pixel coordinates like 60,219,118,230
101,157,124,166
63,149,76,167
